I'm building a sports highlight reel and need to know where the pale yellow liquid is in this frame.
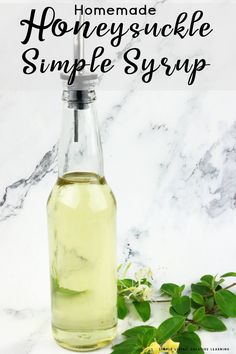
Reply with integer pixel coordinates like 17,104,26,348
47,172,117,351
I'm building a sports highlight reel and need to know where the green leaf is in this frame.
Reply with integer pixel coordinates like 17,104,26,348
140,278,152,287
215,278,225,287
191,292,205,306
191,283,212,296
215,284,223,291
187,324,198,332
160,283,184,297
173,332,204,354
215,289,236,317
197,315,227,332
133,301,151,322
112,338,141,354
169,306,179,317
140,330,158,348
205,296,215,311
123,325,156,338
200,275,225,290
191,299,202,310
200,275,214,288
171,296,191,316
51,277,86,296
58,287,85,296
156,316,185,344
193,307,205,322
117,295,128,320
117,278,135,290
51,276,59,290
221,272,236,278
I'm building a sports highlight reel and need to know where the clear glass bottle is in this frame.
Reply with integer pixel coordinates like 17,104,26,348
47,87,117,351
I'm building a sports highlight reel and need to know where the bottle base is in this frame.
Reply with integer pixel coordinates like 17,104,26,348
52,324,117,352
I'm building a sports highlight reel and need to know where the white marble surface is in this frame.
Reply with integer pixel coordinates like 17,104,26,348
1,0,236,353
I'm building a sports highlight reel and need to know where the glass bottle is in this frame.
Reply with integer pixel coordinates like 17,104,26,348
47,85,117,351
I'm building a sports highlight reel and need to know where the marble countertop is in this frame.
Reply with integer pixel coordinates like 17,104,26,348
1,0,236,353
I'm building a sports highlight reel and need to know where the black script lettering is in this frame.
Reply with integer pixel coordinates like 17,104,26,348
110,23,129,47
189,10,204,36
199,22,213,37
90,46,114,73
100,58,114,73
161,57,171,73
96,23,110,37
22,48,39,74
162,24,173,37
188,10,213,37
174,12,189,39
123,48,140,75
67,59,87,85
188,59,210,85
142,59,161,83
21,7,55,44
175,59,193,73
40,59,50,73
161,58,193,77
52,18,72,37
130,23,142,38
144,23,162,37
74,21,96,39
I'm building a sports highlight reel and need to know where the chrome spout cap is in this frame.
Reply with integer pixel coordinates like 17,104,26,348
60,12,98,91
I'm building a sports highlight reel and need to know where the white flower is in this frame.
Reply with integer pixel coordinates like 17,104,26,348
130,284,153,301
142,285,153,301
135,267,153,281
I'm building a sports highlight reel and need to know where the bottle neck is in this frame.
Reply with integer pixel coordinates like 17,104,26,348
58,91,104,178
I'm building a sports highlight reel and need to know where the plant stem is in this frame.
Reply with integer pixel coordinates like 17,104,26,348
119,286,136,295
186,318,195,324
151,299,171,303
185,318,201,330
224,283,236,291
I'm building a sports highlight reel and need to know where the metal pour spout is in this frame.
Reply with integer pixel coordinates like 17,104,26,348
61,13,97,142
74,13,85,65
74,13,84,142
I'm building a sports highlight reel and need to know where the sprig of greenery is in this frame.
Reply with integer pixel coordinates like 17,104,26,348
114,269,236,354
117,264,153,322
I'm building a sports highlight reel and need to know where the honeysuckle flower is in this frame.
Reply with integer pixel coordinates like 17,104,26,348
129,284,153,301
162,339,180,353
140,339,180,354
135,267,153,281
141,341,161,354
142,285,153,301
